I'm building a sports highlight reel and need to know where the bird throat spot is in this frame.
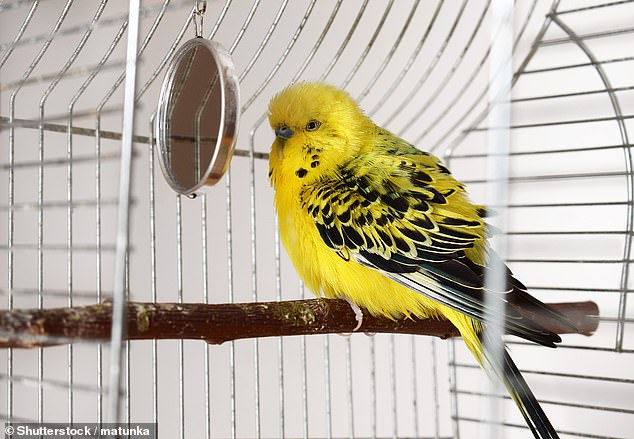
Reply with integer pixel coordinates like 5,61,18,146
296,168,308,178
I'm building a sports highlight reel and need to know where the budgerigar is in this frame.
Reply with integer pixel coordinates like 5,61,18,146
267,81,573,439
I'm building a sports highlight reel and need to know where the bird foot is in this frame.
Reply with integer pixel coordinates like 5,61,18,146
343,297,364,332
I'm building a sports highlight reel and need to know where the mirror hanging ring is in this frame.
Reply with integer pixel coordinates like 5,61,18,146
156,0,239,197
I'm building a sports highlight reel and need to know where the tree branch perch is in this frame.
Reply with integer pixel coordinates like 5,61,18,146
0,299,599,348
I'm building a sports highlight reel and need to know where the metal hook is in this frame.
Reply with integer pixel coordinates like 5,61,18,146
193,0,207,37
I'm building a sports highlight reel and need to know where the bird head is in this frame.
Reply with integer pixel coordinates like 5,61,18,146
267,82,374,186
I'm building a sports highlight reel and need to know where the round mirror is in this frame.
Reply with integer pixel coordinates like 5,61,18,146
156,38,239,196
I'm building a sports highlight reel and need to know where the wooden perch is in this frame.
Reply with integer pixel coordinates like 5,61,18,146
0,299,599,348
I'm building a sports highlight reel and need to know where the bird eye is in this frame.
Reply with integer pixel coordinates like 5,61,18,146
305,120,321,131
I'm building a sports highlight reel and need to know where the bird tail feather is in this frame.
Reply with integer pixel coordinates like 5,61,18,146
482,343,560,439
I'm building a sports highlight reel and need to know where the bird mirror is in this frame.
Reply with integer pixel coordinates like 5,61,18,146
156,37,239,197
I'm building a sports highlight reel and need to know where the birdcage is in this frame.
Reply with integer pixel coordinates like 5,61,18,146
1,0,632,438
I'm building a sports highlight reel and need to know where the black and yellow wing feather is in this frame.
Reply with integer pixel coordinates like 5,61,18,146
300,144,571,347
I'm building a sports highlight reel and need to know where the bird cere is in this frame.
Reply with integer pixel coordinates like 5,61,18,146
267,81,577,439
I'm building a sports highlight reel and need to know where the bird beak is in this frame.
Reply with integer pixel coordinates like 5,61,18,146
275,126,294,140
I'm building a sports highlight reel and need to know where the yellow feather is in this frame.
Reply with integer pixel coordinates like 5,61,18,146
269,82,481,322
268,81,564,438
268,82,477,320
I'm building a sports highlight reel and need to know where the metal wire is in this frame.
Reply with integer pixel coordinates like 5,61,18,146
225,167,237,439
108,0,141,422
274,219,285,438
148,114,159,432
481,3,512,438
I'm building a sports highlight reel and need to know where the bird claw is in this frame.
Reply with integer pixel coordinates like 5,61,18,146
343,297,364,332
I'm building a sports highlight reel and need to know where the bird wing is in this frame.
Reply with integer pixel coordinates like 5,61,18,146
301,149,569,346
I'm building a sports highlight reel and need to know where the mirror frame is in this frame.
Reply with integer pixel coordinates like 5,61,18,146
156,37,239,197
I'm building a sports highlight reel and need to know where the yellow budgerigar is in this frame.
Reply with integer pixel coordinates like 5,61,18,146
268,81,573,439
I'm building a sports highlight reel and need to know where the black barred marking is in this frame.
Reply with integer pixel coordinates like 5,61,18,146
390,252,426,266
434,233,469,245
337,209,351,223
343,225,364,247
382,179,398,194
342,172,355,184
357,176,371,188
359,250,417,273
411,170,432,184
442,217,481,227
336,250,350,261
364,190,380,203
312,154,319,160
412,201,429,212
393,234,410,253
377,229,393,247
415,247,460,261
311,161,320,168
411,249,453,263
426,188,447,204
411,192,431,205
437,225,479,240
411,214,434,230
364,234,375,249
376,214,389,226
390,209,405,220
315,223,336,250
358,178,379,198
430,237,472,251
296,168,308,178
381,193,409,212
387,255,416,268
311,205,320,217
316,224,331,248
268,169,273,178
476,207,488,217
437,164,451,175
326,226,344,247
322,203,331,215
413,242,452,255
399,226,426,242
